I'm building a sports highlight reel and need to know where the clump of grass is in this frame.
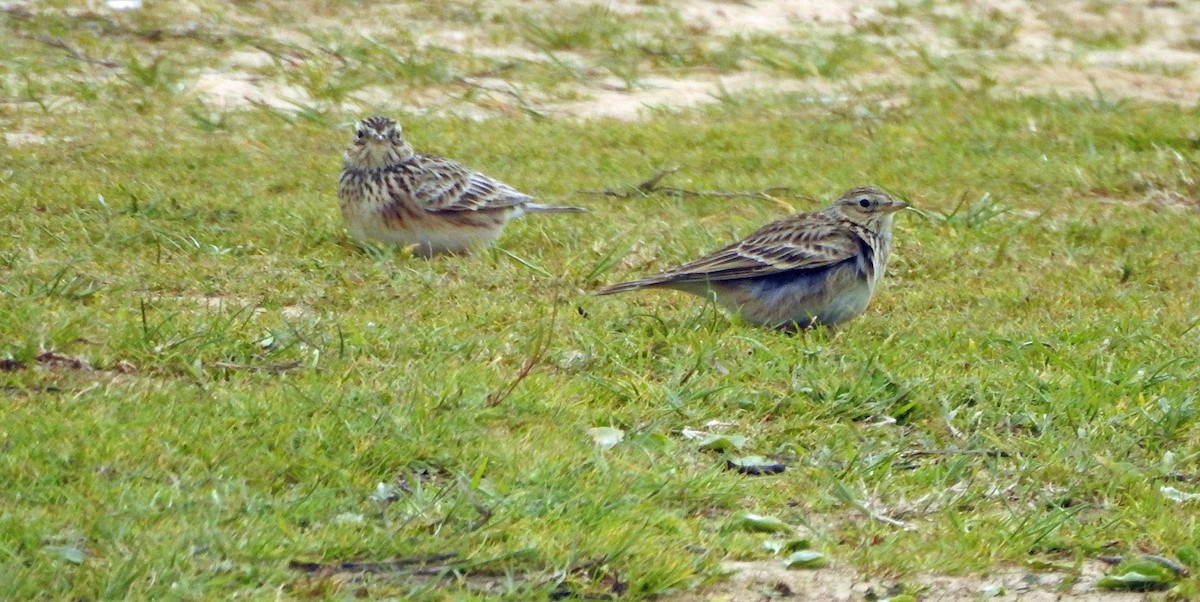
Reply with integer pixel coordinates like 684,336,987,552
942,8,1020,50
518,5,632,52
733,33,877,79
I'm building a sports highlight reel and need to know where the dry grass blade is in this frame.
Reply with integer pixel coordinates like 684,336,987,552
14,33,119,68
579,167,795,202
211,360,303,373
486,301,559,408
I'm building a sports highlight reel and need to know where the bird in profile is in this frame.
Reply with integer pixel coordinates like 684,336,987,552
595,186,909,330
337,116,586,256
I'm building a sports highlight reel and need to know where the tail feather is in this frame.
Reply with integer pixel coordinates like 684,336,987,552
593,276,674,296
524,202,588,214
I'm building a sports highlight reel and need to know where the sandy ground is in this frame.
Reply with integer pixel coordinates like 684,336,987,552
6,0,1199,119
180,0,1200,119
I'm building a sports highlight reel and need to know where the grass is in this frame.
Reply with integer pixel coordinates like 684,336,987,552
1045,8,1150,51
3,1,1200,600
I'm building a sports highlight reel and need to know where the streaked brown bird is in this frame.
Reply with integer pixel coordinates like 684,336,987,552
595,186,909,330
338,116,585,256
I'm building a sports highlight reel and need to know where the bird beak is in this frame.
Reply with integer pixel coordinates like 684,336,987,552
371,134,386,142
887,200,910,213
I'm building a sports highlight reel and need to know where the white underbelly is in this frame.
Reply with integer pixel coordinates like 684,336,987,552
711,268,876,328
342,205,503,256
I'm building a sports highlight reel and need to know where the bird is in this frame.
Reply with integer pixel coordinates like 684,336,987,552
594,186,909,330
337,116,586,256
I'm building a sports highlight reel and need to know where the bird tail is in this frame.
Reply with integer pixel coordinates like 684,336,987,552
524,202,588,214
593,276,673,296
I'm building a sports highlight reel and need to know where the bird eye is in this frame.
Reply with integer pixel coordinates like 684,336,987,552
356,130,365,140
858,198,871,208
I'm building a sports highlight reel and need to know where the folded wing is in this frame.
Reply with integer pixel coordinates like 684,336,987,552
408,155,533,213
597,214,868,294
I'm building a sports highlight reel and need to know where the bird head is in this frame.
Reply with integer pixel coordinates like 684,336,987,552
344,116,414,169
832,186,909,227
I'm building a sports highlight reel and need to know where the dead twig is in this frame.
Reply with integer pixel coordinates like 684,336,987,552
35,351,92,371
248,40,312,66
14,33,119,68
579,167,796,202
288,554,459,575
635,165,679,193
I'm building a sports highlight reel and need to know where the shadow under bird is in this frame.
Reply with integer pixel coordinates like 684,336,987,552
338,116,586,256
595,186,909,330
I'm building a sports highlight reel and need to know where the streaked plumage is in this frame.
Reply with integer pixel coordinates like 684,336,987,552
338,116,585,256
595,186,909,330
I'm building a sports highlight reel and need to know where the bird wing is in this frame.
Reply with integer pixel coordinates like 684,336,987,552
644,213,867,284
407,155,532,213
